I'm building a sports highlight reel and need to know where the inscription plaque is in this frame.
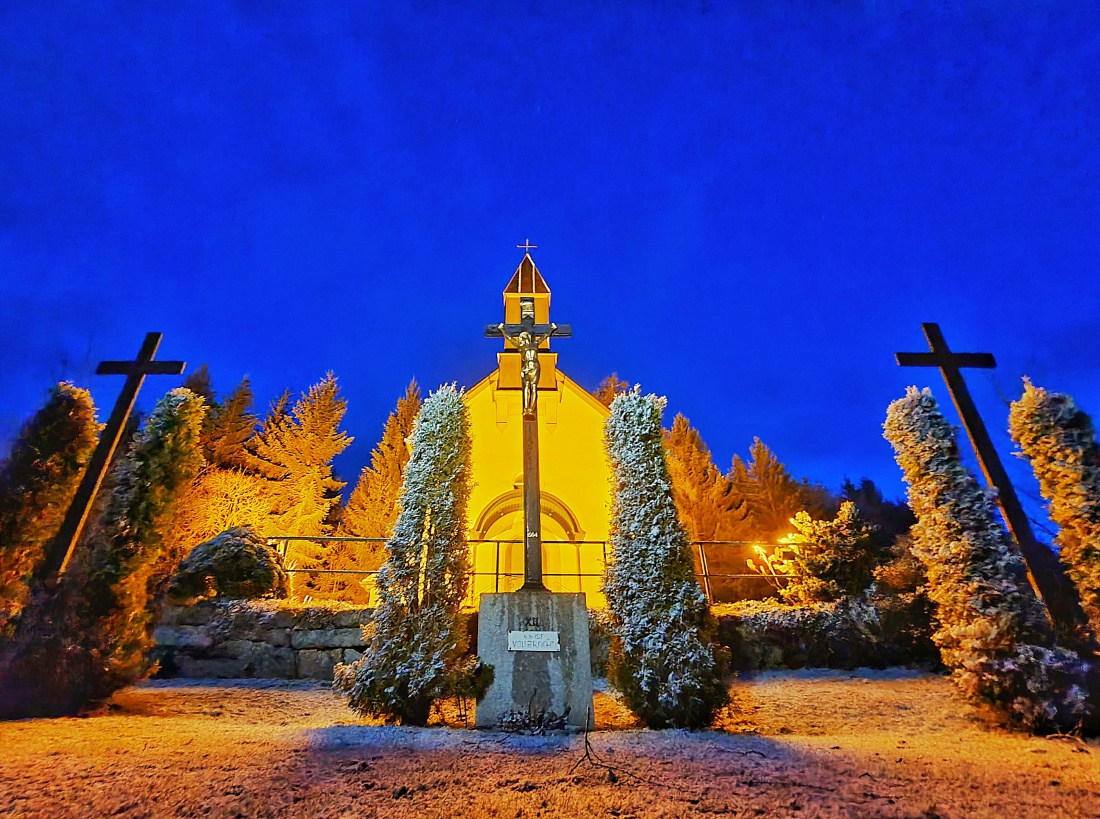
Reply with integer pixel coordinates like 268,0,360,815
507,631,560,652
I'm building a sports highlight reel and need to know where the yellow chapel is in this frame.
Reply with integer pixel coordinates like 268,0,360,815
464,254,612,607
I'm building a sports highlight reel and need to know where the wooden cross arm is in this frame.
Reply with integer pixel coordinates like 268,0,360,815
97,360,187,376
484,323,573,338
895,352,996,369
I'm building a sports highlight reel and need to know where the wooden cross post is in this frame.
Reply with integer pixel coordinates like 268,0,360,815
485,300,571,591
37,332,185,582
896,322,1087,632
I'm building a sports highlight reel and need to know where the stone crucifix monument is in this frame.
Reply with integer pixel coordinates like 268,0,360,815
474,247,594,729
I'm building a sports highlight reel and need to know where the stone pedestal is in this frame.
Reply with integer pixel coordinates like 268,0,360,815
475,591,593,730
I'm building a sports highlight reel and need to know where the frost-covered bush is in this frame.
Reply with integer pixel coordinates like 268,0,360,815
1009,380,1100,640
334,385,486,725
0,383,99,634
884,386,1090,732
168,525,288,603
715,593,937,671
749,502,887,604
603,389,726,729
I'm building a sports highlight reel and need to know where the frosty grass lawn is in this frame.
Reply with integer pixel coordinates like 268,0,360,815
0,669,1097,818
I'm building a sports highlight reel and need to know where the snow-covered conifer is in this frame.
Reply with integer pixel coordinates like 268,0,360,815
604,389,726,729
768,501,887,604
1009,380,1100,639
83,387,207,696
334,384,479,725
0,383,99,633
884,386,1090,731
0,387,206,717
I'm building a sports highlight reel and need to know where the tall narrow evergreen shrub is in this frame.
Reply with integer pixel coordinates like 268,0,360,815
1009,380,1100,640
334,385,480,725
0,383,99,633
884,386,1090,731
0,387,206,717
81,387,207,698
603,389,726,729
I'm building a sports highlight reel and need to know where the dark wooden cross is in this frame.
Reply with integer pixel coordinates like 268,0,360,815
896,322,1086,633
37,332,186,582
485,299,571,591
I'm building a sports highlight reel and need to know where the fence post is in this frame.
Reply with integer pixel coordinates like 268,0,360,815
697,542,713,603
494,540,500,593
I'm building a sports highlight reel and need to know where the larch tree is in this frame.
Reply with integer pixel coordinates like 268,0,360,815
593,373,630,408
331,380,422,604
248,374,352,596
884,386,1090,732
334,384,478,725
342,380,421,539
170,375,269,564
603,389,726,729
201,377,259,472
663,413,746,542
1009,380,1100,640
0,383,99,634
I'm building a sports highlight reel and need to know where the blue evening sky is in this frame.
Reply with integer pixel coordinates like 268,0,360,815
1,2,1097,529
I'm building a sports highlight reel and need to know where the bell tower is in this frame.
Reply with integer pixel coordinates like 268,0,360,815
496,252,558,390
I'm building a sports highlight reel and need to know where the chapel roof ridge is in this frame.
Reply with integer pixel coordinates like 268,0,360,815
503,252,550,295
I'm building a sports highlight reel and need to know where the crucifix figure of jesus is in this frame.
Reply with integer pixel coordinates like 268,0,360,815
495,325,557,418
485,296,572,590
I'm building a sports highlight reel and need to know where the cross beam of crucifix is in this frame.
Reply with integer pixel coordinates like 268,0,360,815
38,332,186,582
895,322,1086,633
516,238,537,252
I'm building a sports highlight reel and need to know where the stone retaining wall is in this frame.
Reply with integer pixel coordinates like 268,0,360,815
156,601,615,681
154,601,372,681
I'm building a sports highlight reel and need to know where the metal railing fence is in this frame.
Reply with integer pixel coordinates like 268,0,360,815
267,536,790,606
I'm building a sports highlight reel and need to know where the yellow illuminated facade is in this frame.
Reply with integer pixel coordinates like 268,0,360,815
465,254,612,607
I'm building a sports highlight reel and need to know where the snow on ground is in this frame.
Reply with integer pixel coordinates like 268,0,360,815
0,670,1097,818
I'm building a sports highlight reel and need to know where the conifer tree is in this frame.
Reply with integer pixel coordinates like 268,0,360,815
884,386,1090,731
593,373,630,408
202,377,259,472
342,380,421,539
82,387,207,696
603,389,726,729
0,388,206,717
729,438,805,541
0,383,99,633
664,413,746,542
170,375,268,565
250,374,351,536
325,380,422,603
765,502,886,604
1009,380,1100,639
181,363,216,404
335,385,478,725
841,477,916,553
